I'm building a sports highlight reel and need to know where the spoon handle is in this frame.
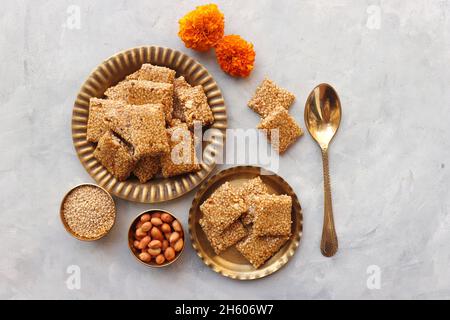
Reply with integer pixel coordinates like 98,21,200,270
320,148,338,257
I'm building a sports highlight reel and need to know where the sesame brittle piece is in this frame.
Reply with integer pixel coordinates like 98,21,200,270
248,78,295,117
133,155,160,183
236,233,289,269
104,104,169,158
172,76,214,128
250,194,292,237
237,177,270,225
257,106,303,154
87,98,124,142
200,182,247,233
94,131,136,181
160,123,201,178
126,64,176,84
199,219,247,255
104,80,173,121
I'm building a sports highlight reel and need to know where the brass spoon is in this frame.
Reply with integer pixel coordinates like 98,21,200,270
304,83,342,257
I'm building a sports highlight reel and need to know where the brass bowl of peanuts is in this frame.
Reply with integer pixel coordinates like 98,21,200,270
128,209,185,267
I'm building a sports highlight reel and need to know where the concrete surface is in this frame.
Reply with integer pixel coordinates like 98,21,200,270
1,0,450,299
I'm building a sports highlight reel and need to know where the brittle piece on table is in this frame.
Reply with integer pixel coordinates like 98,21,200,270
248,78,295,117
257,106,303,154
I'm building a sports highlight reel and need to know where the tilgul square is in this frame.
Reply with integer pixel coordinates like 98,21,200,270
200,182,247,233
237,177,270,225
248,78,295,117
93,131,136,181
104,80,173,122
126,63,176,84
104,103,169,158
160,123,201,178
236,233,289,269
133,155,160,183
87,98,124,142
199,219,247,255
250,194,292,237
173,77,214,128
257,106,303,154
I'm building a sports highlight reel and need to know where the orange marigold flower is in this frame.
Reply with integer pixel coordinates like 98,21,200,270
178,4,225,52
215,35,255,77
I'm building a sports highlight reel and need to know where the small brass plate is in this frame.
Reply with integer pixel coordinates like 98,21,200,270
71,46,227,203
189,166,303,280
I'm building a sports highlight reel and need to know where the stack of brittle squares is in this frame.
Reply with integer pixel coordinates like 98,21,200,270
199,177,293,268
86,63,215,182
248,78,304,154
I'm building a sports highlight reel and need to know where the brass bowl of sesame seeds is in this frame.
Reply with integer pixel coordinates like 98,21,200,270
128,209,185,268
60,184,116,241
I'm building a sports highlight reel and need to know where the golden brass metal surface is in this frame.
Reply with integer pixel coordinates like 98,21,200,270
189,166,302,280
71,46,227,203
128,209,185,268
304,83,341,257
60,183,116,241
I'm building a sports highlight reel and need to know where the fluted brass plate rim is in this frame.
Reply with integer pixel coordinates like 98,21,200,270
71,46,227,203
189,166,302,280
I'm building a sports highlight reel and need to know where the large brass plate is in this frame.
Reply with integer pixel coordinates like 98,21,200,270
189,166,302,280
71,46,227,203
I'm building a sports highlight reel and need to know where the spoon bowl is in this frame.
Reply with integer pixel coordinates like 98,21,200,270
305,83,342,257
304,84,341,148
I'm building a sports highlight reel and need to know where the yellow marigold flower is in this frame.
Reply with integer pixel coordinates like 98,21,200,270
215,35,255,77
178,4,225,52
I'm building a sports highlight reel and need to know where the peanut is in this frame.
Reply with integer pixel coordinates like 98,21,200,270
173,238,184,252
140,214,151,222
150,227,164,241
161,223,171,233
133,240,140,248
172,220,182,232
138,236,151,249
161,213,174,223
151,217,163,226
155,254,165,265
164,247,175,261
149,240,162,249
162,240,169,251
136,228,147,238
148,247,161,256
151,212,161,219
169,232,180,244
138,252,151,262
141,221,152,232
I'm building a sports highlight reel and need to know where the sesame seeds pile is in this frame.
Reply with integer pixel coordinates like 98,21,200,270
62,185,115,239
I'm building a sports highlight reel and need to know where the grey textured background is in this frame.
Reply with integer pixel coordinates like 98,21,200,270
1,0,450,299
